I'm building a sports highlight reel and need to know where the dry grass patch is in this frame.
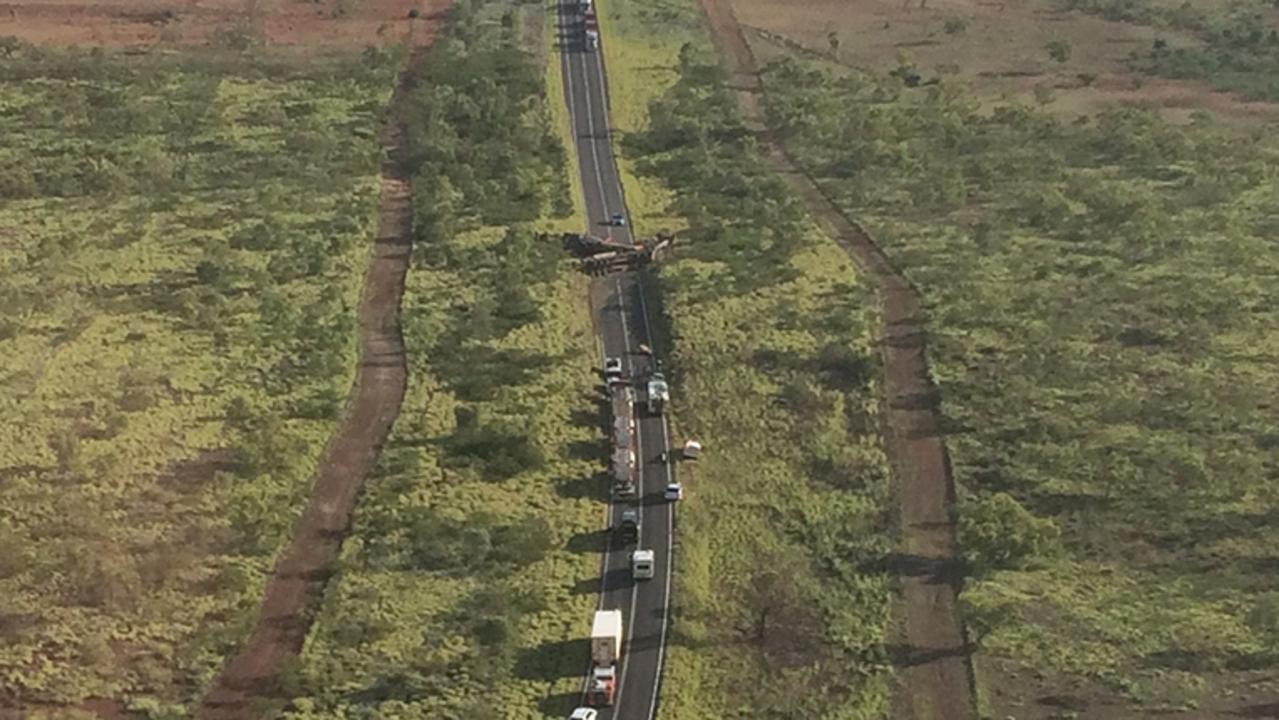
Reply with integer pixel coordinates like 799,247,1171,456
730,0,1279,126
0,0,448,49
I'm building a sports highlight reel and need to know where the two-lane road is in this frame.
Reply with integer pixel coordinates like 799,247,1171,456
557,3,674,719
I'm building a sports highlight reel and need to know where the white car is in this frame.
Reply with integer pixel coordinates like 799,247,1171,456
570,709,599,720
603,357,623,378
664,481,683,501
682,439,702,460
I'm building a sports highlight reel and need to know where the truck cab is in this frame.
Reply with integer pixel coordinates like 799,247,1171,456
587,666,616,706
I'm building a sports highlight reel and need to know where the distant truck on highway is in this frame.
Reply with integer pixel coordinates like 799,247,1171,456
586,29,599,50
588,610,623,706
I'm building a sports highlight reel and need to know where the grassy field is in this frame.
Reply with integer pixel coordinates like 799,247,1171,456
598,0,899,716
281,2,604,717
0,42,397,714
762,53,1279,715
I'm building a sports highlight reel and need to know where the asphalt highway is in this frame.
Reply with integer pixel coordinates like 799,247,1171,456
556,3,675,719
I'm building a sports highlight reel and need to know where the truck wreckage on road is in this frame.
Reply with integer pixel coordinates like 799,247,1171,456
543,231,676,275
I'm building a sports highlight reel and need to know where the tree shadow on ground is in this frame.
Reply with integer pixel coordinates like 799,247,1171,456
1143,647,1277,673
860,552,966,587
885,641,976,668
1037,694,1089,712
1233,701,1279,718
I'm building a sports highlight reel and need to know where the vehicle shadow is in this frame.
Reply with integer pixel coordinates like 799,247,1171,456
566,528,609,554
564,437,608,461
571,575,601,596
539,691,583,718
515,638,590,681
556,471,608,502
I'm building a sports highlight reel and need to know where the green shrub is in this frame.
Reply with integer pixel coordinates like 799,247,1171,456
1046,39,1073,62
959,492,1060,575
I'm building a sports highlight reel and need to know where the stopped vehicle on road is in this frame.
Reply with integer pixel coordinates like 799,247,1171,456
631,549,655,580
588,610,623,707
646,371,669,416
616,509,639,544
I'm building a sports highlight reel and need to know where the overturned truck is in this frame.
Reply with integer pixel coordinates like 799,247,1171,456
545,231,676,275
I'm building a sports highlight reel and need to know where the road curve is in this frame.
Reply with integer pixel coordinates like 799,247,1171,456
556,3,675,720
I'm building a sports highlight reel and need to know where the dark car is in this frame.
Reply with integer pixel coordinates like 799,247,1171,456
616,509,639,544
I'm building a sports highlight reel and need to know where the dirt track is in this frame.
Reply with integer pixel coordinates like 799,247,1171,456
0,0,446,48
196,53,418,720
692,1,977,718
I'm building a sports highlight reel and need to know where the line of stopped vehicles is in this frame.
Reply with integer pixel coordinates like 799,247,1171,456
572,0,600,51
570,351,702,718
565,1,679,713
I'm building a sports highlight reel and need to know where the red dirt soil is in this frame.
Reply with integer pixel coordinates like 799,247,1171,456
695,0,977,719
196,45,422,720
0,0,446,48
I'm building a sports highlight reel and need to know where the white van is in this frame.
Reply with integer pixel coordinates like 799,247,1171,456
630,549,655,580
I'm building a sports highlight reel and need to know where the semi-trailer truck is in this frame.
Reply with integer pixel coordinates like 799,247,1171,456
588,610,623,706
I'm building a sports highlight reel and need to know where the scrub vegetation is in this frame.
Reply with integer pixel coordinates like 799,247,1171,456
762,55,1279,712
598,0,898,716
0,40,397,714
283,2,601,718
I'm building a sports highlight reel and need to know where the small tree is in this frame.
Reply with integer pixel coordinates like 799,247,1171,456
944,16,968,34
959,492,1060,576
1046,39,1072,63
961,595,1020,647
